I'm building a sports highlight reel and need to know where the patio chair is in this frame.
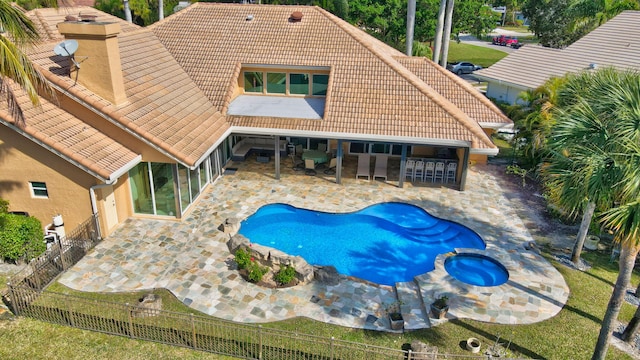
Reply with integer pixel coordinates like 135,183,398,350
290,154,304,171
404,159,415,181
373,155,388,181
356,154,371,180
433,162,445,182
445,162,457,183
324,158,338,175
413,161,425,182
317,143,327,152
295,144,303,155
424,161,435,182
304,159,317,176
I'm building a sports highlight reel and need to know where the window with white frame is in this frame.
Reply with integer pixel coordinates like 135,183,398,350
242,68,329,97
29,181,49,198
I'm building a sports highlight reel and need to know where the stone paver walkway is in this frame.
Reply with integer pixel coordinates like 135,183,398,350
59,158,569,331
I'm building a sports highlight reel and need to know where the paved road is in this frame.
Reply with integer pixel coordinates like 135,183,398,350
458,34,517,54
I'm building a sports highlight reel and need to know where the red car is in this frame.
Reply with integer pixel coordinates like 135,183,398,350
492,35,521,48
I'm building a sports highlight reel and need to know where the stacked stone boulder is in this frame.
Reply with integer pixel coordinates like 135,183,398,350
227,229,314,284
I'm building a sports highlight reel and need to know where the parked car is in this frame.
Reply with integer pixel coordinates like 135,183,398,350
491,35,520,48
446,62,482,75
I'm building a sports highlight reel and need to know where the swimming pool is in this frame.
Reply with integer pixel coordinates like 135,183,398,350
239,202,486,286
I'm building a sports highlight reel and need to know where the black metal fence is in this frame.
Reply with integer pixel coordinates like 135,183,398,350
2,213,526,360
3,213,100,294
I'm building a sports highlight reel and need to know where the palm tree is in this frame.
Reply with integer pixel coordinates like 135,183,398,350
541,68,637,266
0,0,53,127
512,76,565,167
541,67,640,360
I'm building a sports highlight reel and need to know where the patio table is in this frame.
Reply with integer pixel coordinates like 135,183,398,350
301,150,328,164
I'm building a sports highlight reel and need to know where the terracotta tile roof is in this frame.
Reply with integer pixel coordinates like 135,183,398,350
396,56,511,128
13,2,513,178
26,6,139,42
151,4,506,151
475,10,640,90
27,28,228,167
0,83,139,181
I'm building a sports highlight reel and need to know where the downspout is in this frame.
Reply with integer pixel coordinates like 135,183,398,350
89,179,117,239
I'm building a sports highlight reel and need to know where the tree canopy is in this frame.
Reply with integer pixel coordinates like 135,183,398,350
523,0,639,48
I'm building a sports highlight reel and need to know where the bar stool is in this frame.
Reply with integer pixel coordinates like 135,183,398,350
405,160,415,181
433,162,445,182
445,162,457,183
414,161,425,182
424,162,435,182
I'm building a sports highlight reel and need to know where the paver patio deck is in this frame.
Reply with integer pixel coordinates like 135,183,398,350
59,156,570,332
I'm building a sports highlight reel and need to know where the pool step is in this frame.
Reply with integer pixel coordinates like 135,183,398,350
395,281,431,330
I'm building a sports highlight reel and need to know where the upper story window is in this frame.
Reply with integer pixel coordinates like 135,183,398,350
241,66,330,97
29,181,48,198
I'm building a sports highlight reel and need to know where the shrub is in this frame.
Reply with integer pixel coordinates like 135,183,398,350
274,265,296,286
247,261,268,283
234,248,251,269
0,213,45,262
0,198,8,214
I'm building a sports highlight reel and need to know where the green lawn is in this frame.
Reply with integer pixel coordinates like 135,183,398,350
446,42,509,68
1,247,638,359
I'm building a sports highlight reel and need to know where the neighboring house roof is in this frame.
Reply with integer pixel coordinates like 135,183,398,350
475,10,640,90
2,4,511,182
0,83,140,182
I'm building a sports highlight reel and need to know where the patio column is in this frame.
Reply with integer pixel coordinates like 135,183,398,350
336,140,344,184
274,136,280,180
459,147,470,191
399,145,407,188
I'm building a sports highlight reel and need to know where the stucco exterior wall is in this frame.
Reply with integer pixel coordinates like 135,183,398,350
469,153,488,165
0,125,96,231
485,82,529,105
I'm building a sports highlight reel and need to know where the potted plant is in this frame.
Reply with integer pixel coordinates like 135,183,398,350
584,220,601,250
430,295,449,319
384,301,404,330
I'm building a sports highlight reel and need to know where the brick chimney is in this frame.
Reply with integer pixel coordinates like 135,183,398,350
57,21,127,106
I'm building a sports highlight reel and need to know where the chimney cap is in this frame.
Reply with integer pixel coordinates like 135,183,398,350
290,11,303,22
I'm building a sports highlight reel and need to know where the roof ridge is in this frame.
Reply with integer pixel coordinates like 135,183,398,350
32,8,58,40
316,7,495,149
220,62,243,115
396,56,510,125
148,2,203,30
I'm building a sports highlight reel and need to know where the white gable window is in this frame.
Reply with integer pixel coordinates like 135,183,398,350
29,181,49,198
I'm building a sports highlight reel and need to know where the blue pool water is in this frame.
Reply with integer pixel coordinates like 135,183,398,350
444,254,509,286
239,203,487,286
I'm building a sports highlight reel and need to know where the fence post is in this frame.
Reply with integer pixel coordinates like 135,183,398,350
59,242,70,270
7,282,19,316
66,296,75,327
126,303,135,338
330,336,335,360
258,325,263,360
190,313,197,350
407,349,412,360
31,261,41,290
